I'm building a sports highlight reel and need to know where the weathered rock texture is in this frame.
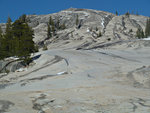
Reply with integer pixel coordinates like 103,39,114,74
0,8,148,49
0,8,150,113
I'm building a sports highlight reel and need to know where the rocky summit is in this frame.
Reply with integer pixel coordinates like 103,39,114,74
0,8,150,113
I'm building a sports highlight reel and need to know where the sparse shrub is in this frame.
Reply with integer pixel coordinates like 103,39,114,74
136,28,144,39
23,56,32,65
76,15,79,25
34,45,39,52
107,38,111,41
97,31,102,37
95,27,98,31
5,69,10,73
125,11,130,17
145,18,150,37
43,45,48,51
129,29,133,33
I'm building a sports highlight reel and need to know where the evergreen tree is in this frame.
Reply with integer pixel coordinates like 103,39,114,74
0,15,36,63
19,14,27,23
56,19,60,29
0,26,4,59
6,16,12,33
0,26,8,59
76,15,79,25
52,25,55,36
95,27,98,31
136,28,144,39
11,16,36,64
48,16,55,36
4,16,13,56
47,23,52,39
115,11,118,16
97,31,102,37
0,26,2,37
125,11,130,17
145,18,150,37
49,16,54,25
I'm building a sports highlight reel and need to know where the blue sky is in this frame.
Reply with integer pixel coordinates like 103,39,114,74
0,0,150,23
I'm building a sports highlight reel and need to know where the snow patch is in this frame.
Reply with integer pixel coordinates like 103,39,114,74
16,68,27,72
57,71,67,75
143,37,150,40
101,18,105,28
87,28,90,32
5,56,19,61
0,73,7,76
105,15,109,18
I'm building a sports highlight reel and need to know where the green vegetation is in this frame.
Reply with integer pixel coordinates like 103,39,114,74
97,31,102,37
0,15,37,65
136,18,150,39
48,16,55,38
145,18,150,37
47,16,66,39
43,45,48,51
76,14,79,25
115,11,118,16
95,27,98,31
125,11,130,17
47,23,52,39
136,28,144,39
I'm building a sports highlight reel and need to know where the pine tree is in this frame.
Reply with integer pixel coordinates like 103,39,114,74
0,26,2,37
97,31,102,37
0,15,36,63
56,19,60,29
48,16,55,36
145,18,150,37
19,14,27,23
52,25,55,36
49,16,54,25
4,16,13,56
12,16,36,64
76,15,79,25
136,28,144,39
125,11,130,17
6,16,12,33
47,23,52,39
0,26,4,59
116,11,118,16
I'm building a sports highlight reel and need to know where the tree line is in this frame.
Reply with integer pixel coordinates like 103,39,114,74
0,15,37,64
136,18,150,39
47,16,66,39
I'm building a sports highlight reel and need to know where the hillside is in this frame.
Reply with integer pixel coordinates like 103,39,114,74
0,8,150,113
0,8,149,49
27,8,148,49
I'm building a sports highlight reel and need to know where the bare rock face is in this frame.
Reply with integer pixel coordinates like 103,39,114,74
0,60,25,73
104,15,147,40
26,8,114,45
128,66,150,88
0,8,149,49
25,8,148,49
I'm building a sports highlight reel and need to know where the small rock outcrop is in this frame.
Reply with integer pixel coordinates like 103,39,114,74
0,59,25,73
